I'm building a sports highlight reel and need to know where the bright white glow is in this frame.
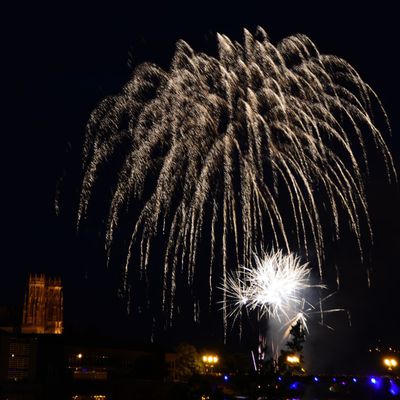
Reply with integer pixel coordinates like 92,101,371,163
222,249,347,360
223,250,324,324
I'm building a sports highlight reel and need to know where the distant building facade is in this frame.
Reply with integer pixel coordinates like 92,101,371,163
21,274,63,334
0,335,38,382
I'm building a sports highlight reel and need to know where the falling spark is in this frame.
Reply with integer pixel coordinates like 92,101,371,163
78,27,396,330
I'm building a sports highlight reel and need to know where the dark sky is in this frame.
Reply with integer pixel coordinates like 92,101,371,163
2,2,399,371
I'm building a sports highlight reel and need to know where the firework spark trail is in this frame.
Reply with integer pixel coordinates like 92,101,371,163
78,27,396,330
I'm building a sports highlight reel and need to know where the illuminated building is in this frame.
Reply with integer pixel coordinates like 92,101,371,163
21,274,63,334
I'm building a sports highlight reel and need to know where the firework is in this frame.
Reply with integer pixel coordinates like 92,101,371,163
223,250,344,360
223,250,323,322
78,27,395,331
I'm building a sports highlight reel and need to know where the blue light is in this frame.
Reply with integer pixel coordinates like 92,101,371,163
289,381,300,390
352,378,357,383
332,377,337,382
278,376,283,382
389,380,400,396
370,377,383,389
313,377,319,382
223,375,229,382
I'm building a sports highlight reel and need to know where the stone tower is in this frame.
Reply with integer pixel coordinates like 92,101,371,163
21,274,63,334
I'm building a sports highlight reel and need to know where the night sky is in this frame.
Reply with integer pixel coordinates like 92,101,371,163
3,3,399,372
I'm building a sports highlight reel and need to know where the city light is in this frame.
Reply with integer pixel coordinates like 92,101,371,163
383,356,398,370
286,355,300,364
369,377,383,389
77,353,83,359
202,354,218,364
390,380,400,396
202,353,219,375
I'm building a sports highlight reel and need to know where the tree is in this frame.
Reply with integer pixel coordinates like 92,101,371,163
277,321,306,376
175,343,203,381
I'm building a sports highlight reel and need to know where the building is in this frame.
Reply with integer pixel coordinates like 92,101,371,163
0,334,38,383
0,332,65,399
21,273,63,334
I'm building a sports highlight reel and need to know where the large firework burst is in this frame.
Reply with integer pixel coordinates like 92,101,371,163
78,27,395,332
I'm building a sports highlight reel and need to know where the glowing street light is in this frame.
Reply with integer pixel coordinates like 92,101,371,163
202,354,218,364
286,355,300,365
202,354,219,375
383,357,398,371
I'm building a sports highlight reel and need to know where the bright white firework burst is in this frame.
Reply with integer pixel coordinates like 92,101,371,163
223,250,344,359
223,250,324,325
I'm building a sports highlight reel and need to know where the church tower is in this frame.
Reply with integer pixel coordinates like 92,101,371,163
44,276,63,334
22,274,63,334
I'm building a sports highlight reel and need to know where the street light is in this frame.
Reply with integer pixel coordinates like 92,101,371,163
286,355,300,365
383,356,398,371
202,354,219,374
